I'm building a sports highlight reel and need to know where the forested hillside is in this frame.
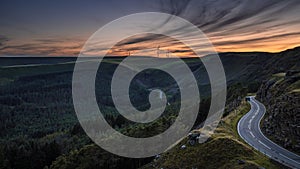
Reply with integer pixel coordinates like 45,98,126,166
0,47,299,169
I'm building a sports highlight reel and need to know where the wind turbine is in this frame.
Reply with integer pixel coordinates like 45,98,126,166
128,49,131,56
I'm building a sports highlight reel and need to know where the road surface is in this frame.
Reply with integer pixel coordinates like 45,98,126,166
238,96,300,169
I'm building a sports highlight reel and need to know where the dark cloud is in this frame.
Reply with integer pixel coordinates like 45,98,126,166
34,37,84,44
1,0,300,56
34,39,66,43
0,44,38,51
125,0,300,54
0,40,82,56
156,0,192,28
0,35,9,47
214,32,300,46
160,0,191,16
116,34,165,46
170,49,192,53
207,1,282,31
158,0,300,32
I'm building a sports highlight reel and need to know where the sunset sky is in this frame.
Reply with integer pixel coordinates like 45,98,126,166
1,0,300,57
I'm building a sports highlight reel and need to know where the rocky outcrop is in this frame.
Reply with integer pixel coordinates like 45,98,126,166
257,71,300,155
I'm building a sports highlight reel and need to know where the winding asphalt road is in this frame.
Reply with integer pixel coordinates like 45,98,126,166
238,96,300,169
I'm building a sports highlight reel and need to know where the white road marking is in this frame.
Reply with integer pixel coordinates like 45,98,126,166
279,153,300,165
258,140,271,150
250,131,255,138
238,97,300,168
280,153,289,159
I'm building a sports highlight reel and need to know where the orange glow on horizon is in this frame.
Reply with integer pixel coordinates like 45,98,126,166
1,33,300,57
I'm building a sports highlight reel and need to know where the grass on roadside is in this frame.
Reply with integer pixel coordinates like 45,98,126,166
141,100,285,169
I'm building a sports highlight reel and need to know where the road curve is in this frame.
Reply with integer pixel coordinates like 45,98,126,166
238,96,300,169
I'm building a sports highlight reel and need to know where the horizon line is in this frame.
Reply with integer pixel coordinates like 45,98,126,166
0,46,299,58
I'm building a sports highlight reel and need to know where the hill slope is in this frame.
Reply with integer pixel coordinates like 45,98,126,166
140,102,284,169
257,70,300,155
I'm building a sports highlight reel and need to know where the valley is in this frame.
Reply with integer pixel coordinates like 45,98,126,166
0,47,299,169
